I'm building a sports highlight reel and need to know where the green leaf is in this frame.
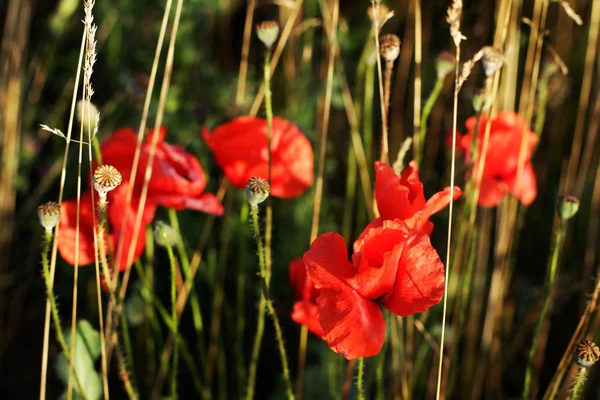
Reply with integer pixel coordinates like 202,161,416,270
55,320,103,400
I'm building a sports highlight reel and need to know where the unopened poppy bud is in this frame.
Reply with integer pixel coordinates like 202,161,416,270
436,51,456,79
575,339,600,368
256,21,279,49
154,221,180,248
472,88,487,112
38,201,61,232
76,99,99,133
245,177,270,206
93,165,122,197
481,46,505,77
380,34,401,63
556,195,580,221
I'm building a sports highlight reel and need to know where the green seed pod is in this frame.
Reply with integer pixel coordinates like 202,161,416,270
256,21,279,49
575,339,600,368
154,221,180,248
245,177,270,207
93,165,122,197
436,51,455,79
38,201,61,232
556,195,580,222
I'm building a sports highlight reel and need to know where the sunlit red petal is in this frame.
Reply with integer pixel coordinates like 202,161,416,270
505,161,537,206
304,232,385,359
374,162,424,220
404,186,462,232
203,116,314,198
380,227,445,316
351,221,407,300
353,218,383,253
57,193,97,266
477,175,506,208
291,301,324,337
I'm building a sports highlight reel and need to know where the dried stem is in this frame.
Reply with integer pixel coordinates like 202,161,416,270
39,29,86,400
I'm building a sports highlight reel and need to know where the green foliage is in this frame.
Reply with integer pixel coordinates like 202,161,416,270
55,320,103,400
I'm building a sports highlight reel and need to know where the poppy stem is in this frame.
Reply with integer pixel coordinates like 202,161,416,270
248,205,294,400
263,49,274,288
167,209,205,345
357,357,365,400
97,197,115,294
160,226,180,399
570,367,588,399
40,229,88,399
522,221,566,399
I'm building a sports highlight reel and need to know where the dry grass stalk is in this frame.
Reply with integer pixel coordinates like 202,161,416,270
235,0,257,110
436,1,463,399
105,0,174,363
551,0,583,26
309,0,339,242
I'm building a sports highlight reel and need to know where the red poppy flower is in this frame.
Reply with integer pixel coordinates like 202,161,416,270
304,220,445,359
289,258,324,337
460,111,538,207
202,116,314,198
354,162,462,252
58,183,156,270
101,127,224,215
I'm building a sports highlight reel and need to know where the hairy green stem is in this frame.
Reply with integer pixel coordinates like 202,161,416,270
236,200,249,396
264,50,274,288
570,367,588,400
168,209,205,347
246,295,266,400
40,230,88,399
248,205,294,400
523,222,566,399
357,357,365,400
162,232,179,398
534,76,549,136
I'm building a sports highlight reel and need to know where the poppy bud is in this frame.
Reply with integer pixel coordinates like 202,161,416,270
256,21,279,49
481,46,505,77
556,195,580,222
76,99,99,133
575,339,600,368
472,88,487,113
38,201,61,232
93,165,122,197
380,34,401,63
245,177,270,207
154,221,180,248
436,51,455,79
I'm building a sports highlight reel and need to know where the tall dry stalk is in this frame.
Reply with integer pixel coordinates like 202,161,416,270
435,1,462,399
413,0,422,163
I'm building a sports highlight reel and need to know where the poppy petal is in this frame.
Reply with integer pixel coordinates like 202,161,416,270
291,301,325,337
505,161,537,206
380,228,445,316
304,232,385,359
477,175,506,207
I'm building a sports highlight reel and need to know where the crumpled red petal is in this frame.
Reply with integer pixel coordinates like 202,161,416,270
203,116,314,198
380,226,445,316
304,232,385,359
291,301,324,337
